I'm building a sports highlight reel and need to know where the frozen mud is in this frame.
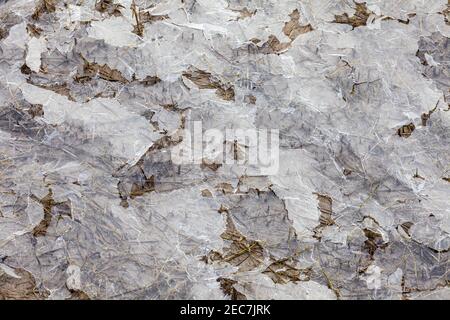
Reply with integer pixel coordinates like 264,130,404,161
0,0,449,299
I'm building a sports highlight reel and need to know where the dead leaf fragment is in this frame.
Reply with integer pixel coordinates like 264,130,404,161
201,160,222,171
183,68,218,89
183,67,235,101
68,290,90,300
215,182,234,194
333,2,372,29
399,222,413,237
33,82,75,101
130,171,155,199
28,104,44,118
95,0,124,16
32,189,72,237
131,1,168,36
258,35,291,54
140,75,161,86
27,24,43,37
140,12,169,24
32,0,57,21
218,204,229,214
363,228,387,257
20,64,32,75
201,189,213,197
244,94,256,104
442,3,450,25
397,123,415,138
217,278,247,300
313,193,334,239
283,9,313,41
219,214,264,271
216,87,235,101
263,258,312,284
315,193,334,226
0,268,48,300
76,58,128,83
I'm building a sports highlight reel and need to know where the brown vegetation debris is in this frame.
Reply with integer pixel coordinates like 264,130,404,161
201,189,213,197
95,0,124,16
283,9,313,41
116,134,185,207
413,169,425,180
27,104,44,118
216,87,235,101
68,290,90,300
381,13,416,25
217,278,247,300
131,1,169,36
140,75,161,86
201,160,222,172
333,2,372,29
399,221,413,237
20,64,32,75
32,0,57,20
118,169,155,208
201,250,223,264
442,2,450,25
343,168,352,176
183,68,218,89
397,122,415,138
363,228,387,257
140,11,169,24
27,24,43,37
244,94,257,104
312,193,334,240
219,213,264,271
247,10,312,55
131,1,144,37
315,193,334,226
31,189,72,237
218,204,229,214
33,82,75,101
75,58,128,83
215,182,234,194
129,169,155,199
183,67,235,101
0,268,48,300
257,35,291,54
263,258,312,284
421,101,438,126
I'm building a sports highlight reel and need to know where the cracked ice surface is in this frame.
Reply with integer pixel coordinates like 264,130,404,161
0,0,449,300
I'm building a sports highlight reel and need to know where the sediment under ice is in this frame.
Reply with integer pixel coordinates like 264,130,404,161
0,0,449,300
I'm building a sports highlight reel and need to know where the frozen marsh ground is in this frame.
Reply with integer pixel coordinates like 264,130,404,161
0,0,449,300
